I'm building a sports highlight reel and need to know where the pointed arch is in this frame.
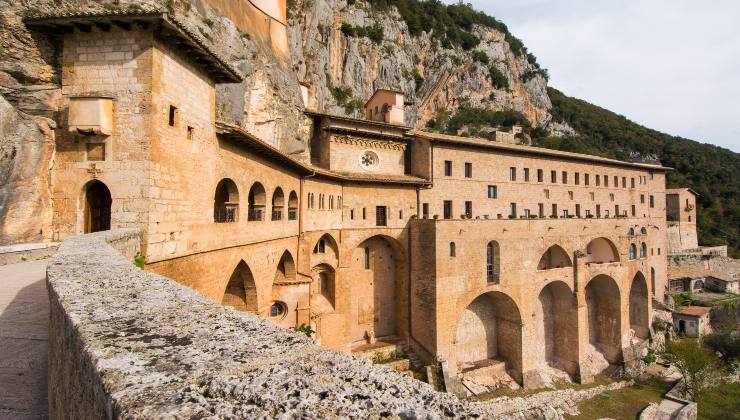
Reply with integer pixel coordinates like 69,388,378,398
640,242,647,258
288,190,298,220
84,180,112,233
222,260,257,312
248,182,266,221
271,187,285,220
274,250,296,282
537,244,573,270
214,178,239,223
585,275,622,365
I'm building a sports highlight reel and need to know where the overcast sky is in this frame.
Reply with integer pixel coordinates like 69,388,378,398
449,0,740,152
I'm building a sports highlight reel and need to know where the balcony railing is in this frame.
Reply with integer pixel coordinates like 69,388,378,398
271,209,282,221
214,206,238,223
248,207,264,221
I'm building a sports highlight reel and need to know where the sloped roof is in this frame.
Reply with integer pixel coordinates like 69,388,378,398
23,8,242,83
674,306,711,317
668,266,737,283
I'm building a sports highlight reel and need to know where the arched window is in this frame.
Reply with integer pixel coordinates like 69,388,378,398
486,241,500,283
449,242,456,257
640,242,647,258
628,227,635,236
364,246,370,269
314,238,326,254
288,191,298,220
629,243,637,260
271,187,284,221
247,182,266,221
651,267,656,297
640,227,647,235
214,178,239,223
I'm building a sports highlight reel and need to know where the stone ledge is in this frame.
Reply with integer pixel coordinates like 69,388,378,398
47,229,499,418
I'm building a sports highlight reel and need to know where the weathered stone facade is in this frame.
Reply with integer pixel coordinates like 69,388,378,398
25,7,678,397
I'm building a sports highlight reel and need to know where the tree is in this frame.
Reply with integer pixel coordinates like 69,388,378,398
663,338,721,400
704,329,740,363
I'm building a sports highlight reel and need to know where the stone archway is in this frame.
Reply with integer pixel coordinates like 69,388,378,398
629,272,650,340
349,235,406,345
535,281,578,377
84,180,111,233
455,291,523,384
585,275,622,369
222,260,257,312
537,245,572,270
584,238,620,264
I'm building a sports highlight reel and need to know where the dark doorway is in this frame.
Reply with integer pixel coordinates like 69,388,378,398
84,180,111,233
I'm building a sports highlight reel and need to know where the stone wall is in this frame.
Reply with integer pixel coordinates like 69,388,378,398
47,228,518,418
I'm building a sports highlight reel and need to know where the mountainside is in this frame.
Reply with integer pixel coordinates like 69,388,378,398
542,88,740,258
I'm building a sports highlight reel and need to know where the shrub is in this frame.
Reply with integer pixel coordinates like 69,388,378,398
413,70,424,92
472,50,490,64
341,23,384,43
704,329,740,362
489,66,509,90
663,338,721,400
293,323,314,337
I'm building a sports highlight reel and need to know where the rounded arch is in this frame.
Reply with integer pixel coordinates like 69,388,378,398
247,182,266,221
222,260,257,312
640,227,648,235
640,242,647,258
214,178,239,223
585,237,620,263
629,243,637,260
628,227,635,236
585,275,622,366
455,291,523,384
535,281,579,377
486,241,500,284
274,250,296,282
629,272,650,340
271,187,285,220
83,179,112,233
349,235,408,346
537,244,573,270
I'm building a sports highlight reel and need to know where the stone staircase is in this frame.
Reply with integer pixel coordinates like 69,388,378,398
352,338,425,375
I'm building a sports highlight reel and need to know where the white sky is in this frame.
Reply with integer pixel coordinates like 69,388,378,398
447,0,740,152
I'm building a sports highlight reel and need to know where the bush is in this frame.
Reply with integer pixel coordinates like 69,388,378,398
704,329,740,362
663,338,721,400
293,323,314,337
412,70,424,92
489,66,509,90
341,23,384,43
472,50,489,64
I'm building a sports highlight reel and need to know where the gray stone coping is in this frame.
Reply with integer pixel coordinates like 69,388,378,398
46,229,490,418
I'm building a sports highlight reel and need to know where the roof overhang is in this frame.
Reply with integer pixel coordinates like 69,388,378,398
23,10,242,84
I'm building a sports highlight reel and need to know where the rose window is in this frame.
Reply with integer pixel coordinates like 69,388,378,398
360,150,379,169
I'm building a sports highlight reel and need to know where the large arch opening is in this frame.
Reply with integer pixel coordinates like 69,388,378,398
312,233,339,264
271,187,284,221
535,281,578,379
274,250,296,282
629,272,650,341
537,245,572,270
585,275,622,370
584,238,620,264
222,260,257,312
84,180,112,233
455,292,523,386
311,263,336,310
214,178,239,223
247,182,266,221
349,235,406,346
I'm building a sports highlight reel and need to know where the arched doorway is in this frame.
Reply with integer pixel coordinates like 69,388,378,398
629,272,650,340
84,180,111,233
535,281,578,377
222,260,257,312
350,236,406,345
455,291,523,384
585,275,622,367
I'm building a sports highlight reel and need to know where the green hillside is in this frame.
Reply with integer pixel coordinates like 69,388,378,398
541,88,740,257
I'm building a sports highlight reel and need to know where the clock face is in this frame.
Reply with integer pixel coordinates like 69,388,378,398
359,150,379,170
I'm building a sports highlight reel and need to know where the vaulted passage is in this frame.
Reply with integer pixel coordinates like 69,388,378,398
274,251,296,282
584,238,620,264
535,281,578,377
585,275,622,366
629,272,650,340
537,245,572,270
350,236,405,345
222,260,257,312
84,180,111,233
455,292,523,384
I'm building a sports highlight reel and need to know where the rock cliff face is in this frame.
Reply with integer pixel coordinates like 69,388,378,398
0,0,559,245
287,0,553,130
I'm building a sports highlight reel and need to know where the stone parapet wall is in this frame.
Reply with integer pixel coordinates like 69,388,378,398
46,228,512,418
